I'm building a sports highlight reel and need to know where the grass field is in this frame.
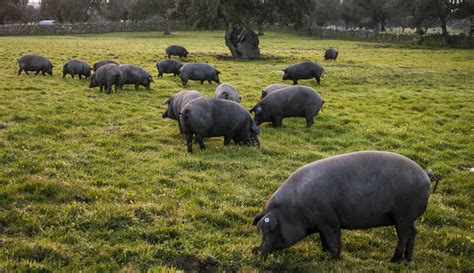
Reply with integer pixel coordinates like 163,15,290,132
0,31,473,272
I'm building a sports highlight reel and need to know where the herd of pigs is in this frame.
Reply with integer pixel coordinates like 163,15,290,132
16,44,433,263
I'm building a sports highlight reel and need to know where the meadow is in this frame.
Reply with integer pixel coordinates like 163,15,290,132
0,31,473,272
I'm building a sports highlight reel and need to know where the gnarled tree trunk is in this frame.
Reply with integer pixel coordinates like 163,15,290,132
224,23,260,60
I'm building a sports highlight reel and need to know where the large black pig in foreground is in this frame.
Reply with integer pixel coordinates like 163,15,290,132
250,85,324,128
17,54,54,76
253,151,432,262
179,97,260,153
282,61,324,85
162,90,202,134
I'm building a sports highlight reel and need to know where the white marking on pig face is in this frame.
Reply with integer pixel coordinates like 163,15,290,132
264,217,270,223
256,106,263,114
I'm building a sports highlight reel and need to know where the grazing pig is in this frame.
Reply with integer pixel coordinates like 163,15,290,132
166,45,189,59
62,59,91,79
324,47,339,61
179,63,221,86
215,83,241,103
89,64,123,93
17,54,53,76
250,85,324,128
93,60,118,71
282,61,324,85
162,90,202,134
180,97,260,153
253,151,432,262
156,59,183,78
260,84,291,99
118,64,153,90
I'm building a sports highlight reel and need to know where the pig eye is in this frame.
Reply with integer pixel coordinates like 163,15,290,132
256,106,263,113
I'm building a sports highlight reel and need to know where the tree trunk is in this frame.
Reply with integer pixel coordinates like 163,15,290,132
224,23,260,60
440,16,450,44
164,16,171,35
56,10,64,24
257,24,264,36
380,18,386,32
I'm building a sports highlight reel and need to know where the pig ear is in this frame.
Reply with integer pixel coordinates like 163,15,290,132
249,104,258,113
252,211,264,226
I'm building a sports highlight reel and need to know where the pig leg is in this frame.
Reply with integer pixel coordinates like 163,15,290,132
403,223,417,262
320,226,341,260
305,116,314,128
79,75,82,80
208,80,212,84
319,232,329,252
135,84,139,90
172,73,176,77
18,68,23,75
35,71,40,75
99,85,104,92
184,133,194,153
195,135,206,150
390,223,411,262
316,77,321,85
41,71,46,76
182,79,188,86
25,70,29,75
71,74,74,79
158,72,163,78
224,135,233,146
200,80,204,84
63,72,67,78
272,117,283,128
292,79,298,85
177,120,183,135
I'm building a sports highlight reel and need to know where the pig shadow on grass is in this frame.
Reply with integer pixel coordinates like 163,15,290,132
172,254,219,273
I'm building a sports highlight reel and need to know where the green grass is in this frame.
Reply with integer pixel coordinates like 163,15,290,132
0,31,473,272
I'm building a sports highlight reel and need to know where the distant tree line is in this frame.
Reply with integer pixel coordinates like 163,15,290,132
1,0,472,55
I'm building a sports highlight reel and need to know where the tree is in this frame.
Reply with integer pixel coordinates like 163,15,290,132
41,0,92,23
129,0,175,34
411,0,470,43
351,0,405,32
0,0,28,24
172,0,261,60
100,0,135,22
